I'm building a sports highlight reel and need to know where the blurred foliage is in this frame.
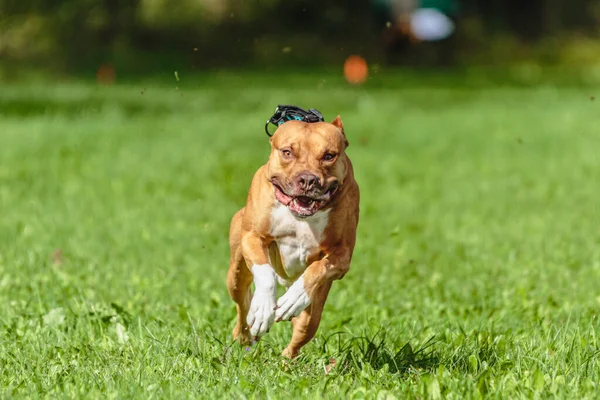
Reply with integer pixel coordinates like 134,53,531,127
0,0,599,74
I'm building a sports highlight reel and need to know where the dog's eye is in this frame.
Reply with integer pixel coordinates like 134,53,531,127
322,153,336,162
281,149,293,159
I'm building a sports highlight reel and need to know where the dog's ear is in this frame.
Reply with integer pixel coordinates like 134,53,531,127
332,115,349,148
332,115,344,131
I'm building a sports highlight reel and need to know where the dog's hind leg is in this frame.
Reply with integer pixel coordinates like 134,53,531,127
281,281,332,358
227,208,253,344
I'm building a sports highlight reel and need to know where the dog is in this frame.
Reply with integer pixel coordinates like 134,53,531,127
227,110,359,358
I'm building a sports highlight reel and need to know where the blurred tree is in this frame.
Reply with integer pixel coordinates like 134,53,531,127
0,0,599,72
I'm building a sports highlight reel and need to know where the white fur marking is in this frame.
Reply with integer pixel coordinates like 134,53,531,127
275,275,311,321
247,264,276,337
270,202,329,281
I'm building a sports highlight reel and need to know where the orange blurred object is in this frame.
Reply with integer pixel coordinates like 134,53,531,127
96,64,116,85
343,55,368,85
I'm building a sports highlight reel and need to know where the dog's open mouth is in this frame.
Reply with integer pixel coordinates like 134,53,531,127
272,182,338,217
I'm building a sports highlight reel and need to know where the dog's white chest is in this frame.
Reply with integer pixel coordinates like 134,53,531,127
270,203,329,280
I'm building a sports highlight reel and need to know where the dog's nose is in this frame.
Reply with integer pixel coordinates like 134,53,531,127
297,173,319,191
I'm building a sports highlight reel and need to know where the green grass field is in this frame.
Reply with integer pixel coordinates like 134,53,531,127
1,72,600,398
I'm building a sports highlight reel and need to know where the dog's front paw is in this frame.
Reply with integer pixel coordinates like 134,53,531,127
247,290,276,338
275,277,311,321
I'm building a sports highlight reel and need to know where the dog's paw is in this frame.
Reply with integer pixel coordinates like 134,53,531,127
275,277,311,322
247,290,276,338
233,323,254,346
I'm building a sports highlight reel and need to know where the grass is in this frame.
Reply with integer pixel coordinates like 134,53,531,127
1,70,599,398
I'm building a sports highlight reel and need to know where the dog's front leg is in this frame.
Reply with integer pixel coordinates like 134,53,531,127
241,233,277,339
275,249,351,322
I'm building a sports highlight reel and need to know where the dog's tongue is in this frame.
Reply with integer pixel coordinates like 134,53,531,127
274,185,322,216
289,197,320,216
295,196,312,208
274,187,293,206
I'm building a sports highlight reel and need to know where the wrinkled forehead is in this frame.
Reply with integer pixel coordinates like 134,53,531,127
272,121,344,151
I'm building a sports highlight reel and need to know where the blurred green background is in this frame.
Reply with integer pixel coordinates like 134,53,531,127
1,0,600,78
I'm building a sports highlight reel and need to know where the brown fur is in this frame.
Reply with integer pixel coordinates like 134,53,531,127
227,116,360,358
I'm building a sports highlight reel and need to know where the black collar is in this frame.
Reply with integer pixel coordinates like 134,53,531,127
265,105,324,137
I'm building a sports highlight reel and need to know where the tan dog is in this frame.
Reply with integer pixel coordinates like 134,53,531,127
227,116,360,358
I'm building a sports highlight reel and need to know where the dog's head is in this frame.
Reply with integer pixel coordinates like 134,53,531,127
267,116,349,218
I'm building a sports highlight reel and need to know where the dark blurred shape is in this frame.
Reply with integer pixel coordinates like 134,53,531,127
373,0,459,66
96,64,116,85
